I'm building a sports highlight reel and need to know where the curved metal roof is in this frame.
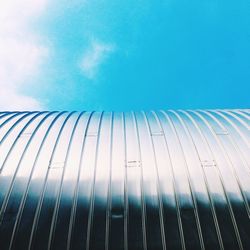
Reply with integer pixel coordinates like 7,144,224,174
0,110,249,250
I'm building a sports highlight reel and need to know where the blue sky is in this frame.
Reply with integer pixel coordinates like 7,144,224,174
0,0,249,111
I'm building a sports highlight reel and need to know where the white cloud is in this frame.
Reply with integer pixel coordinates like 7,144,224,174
0,89,44,111
0,0,49,110
80,40,115,79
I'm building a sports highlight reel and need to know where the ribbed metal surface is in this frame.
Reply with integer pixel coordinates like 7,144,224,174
0,110,249,250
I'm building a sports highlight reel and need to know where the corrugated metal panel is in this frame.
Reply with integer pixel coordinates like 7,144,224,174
0,110,249,250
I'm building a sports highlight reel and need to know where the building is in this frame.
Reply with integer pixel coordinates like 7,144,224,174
0,110,249,249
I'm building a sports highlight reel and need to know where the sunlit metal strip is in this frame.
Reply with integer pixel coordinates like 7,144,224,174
144,111,167,250
216,110,250,167
28,112,76,250
157,110,186,250
66,112,93,249
0,112,56,249
47,112,84,250
8,111,66,249
179,110,224,249
0,112,37,143
192,110,244,249
83,112,104,250
204,111,250,213
168,110,206,249
0,112,23,127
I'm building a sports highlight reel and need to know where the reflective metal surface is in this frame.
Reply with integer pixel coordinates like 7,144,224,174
0,110,249,250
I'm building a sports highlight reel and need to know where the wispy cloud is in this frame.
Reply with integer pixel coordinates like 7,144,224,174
0,89,44,111
80,40,115,79
0,0,49,110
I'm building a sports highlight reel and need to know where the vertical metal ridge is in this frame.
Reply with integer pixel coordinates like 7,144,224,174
0,112,56,250
105,112,125,249
8,111,66,250
105,112,114,250
212,110,250,167
66,112,93,250
157,110,186,250
200,109,250,246
220,110,250,138
0,112,10,121
188,109,240,249
216,110,250,151
233,110,250,121
191,110,243,250
0,112,46,172
0,112,33,150
179,110,224,250
0,112,41,166
86,111,104,250
143,111,166,250
161,109,200,250
218,108,250,169
47,112,84,250
124,111,144,250
167,110,205,250
200,110,250,217
0,112,50,216
0,112,27,129
134,111,165,250
0,112,12,125
28,112,76,250
123,112,128,250
133,111,148,250
225,110,250,131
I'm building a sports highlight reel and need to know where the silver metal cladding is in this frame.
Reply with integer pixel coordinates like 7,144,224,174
0,110,249,250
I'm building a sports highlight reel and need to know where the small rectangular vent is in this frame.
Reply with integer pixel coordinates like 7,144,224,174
49,162,64,169
86,132,98,137
126,160,141,168
151,131,164,136
201,160,216,167
215,130,228,135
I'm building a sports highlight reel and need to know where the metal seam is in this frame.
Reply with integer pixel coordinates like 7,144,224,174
178,110,224,250
201,110,250,217
123,112,128,250
0,111,52,224
86,111,104,250
191,110,243,250
66,111,94,250
167,110,205,250
48,112,84,250
9,111,66,249
27,111,76,250
143,111,166,250
105,112,114,250
133,111,148,250
157,110,186,250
